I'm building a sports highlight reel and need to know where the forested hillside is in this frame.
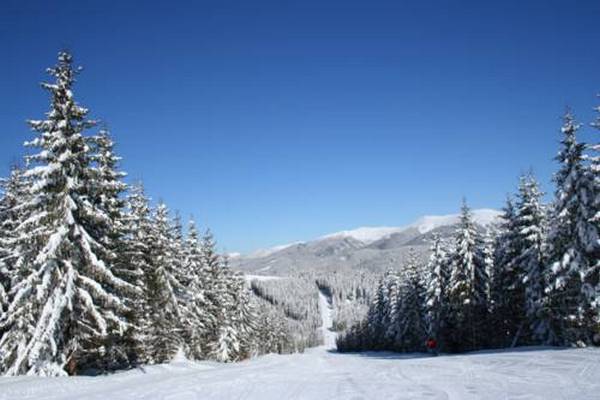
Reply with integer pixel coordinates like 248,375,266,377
338,111,600,352
0,52,295,376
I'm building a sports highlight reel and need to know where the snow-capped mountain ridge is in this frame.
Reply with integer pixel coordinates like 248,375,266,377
244,209,500,257
325,208,500,244
232,208,501,275
410,208,500,234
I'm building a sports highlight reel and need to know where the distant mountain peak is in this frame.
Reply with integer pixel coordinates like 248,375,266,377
319,208,500,245
320,226,405,245
411,208,501,234
232,208,502,275
241,208,501,258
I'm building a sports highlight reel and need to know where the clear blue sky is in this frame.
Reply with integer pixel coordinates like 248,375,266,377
1,0,599,253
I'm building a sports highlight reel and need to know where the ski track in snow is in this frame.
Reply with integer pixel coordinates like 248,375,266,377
1,300,598,400
318,288,336,349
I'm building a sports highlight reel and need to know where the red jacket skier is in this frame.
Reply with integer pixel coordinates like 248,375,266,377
426,338,437,352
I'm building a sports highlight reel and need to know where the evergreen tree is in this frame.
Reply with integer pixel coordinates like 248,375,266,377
144,202,183,363
210,252,244,361
200,229,223,349
88,129,141,369
0,52,131,376
199,229,240,361
383,270,401,349
121,183,155,364
397,249,427,351
480,227,496,344
545,111,592,345
424,233,450,348
0,166,27,317
447,200,488,351
490,196,521,346
366,271,391,349
583,102,600,340
181,218,213,359
212,323,240,363
515,174,548,344
228,271,259,359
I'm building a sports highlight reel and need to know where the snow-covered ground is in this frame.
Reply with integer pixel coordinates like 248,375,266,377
2,346,598,399
1,295,598,400
244,274,283,282
318,288,336,349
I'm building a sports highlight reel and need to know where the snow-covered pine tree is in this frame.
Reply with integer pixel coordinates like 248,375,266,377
515,173,548,344
447,200,489,351
366,270,391,349
0,166,27,317
481,228,496,308
200,229,223,349
424,233,450,347
582,101,600,340
88,129,141,369
383,270,401,349
181,218,213,359
144,202,184,363
254,303,289,355
213,323,240,363
545,111,593,345
397,249,427,352
121,183,154,363
169,212,201,342
208,248,244,362
200,229,240,361
0,167,28,371
227,271,259,359
490,196,521,347
87,130,127,247
0,52,131,376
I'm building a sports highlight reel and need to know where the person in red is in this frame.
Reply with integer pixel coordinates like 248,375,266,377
425,337,438,356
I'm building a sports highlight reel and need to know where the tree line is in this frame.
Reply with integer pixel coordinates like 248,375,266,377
0,52,288,376
338,109,599,353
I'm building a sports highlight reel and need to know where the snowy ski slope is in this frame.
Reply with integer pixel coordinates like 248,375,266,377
0,292,598,400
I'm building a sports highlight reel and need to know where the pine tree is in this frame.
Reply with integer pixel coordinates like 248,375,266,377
206,244,243,362
545,111,592,345
122,183,154,363
213,324,240,363
0,52,131,376
228,271,259,359
144,202,184,363
582,102,600,340
424,233,450,348
199,229,242,361
366,271,391,349
490,196,521,346
383,270,401,349
0,166,27,317
397,249,427,351
515,174,548,344
481,229,496,305
200,229,225,353
88,129,141,369
181,219,213,359
480,227,497,346
447,200,488,351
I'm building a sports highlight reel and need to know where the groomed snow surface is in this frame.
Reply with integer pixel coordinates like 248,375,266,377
2,346,597,399
1,295,598,399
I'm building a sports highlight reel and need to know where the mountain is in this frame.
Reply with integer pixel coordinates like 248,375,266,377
231,209,501,275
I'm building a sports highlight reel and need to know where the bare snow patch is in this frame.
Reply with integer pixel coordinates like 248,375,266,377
244,274,283,282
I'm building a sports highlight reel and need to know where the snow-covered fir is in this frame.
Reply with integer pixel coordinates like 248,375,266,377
0,52,291,377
